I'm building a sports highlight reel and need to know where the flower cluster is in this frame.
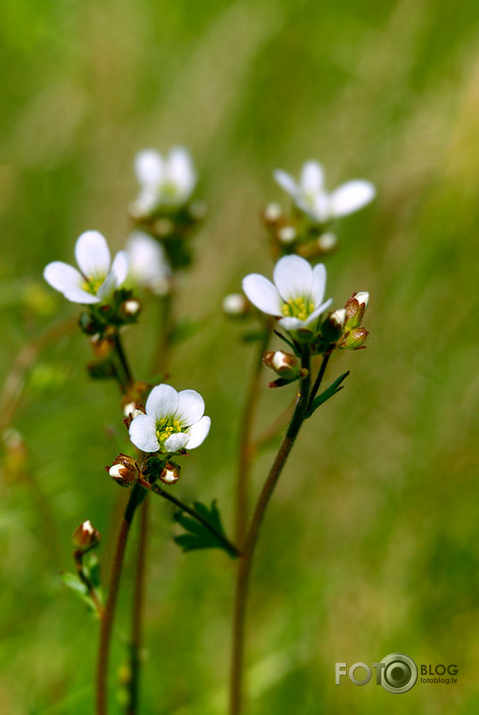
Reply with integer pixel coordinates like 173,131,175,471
262,159,375,260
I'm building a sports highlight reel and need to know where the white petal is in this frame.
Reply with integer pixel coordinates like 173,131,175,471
242,274,282,316
274,170,299,198
273,255,312,302
110,251,129,288
330,180,376,218
133,188,160,215
145,384,178,421
310,263,327,305
135,149,164,186
304,298,333,325
355,291,369,306
63,287,101,304
44,261,84,293
186,415,211,449
300,161,324,194
165,146,196,199
176,389,205,427
129,414,159,452
277,316,306,331
298,193,330,223
75,231,111,278
127,232,170,288
164,433,189,452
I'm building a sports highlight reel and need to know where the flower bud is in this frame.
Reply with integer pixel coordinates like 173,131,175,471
90,332,114,360
263,350,300,379
73,520,101,550
107,454,138,487
122,401,143,420
160,462,181,485
153,217,174,237
262,202,282,225
222,293,250,318
321,308,346,342
119,299,142,320
317,232,337,253
344,292,369,330
340,327,369,350
277,225,297,244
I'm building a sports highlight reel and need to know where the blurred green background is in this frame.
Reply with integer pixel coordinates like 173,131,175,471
1,0,479,712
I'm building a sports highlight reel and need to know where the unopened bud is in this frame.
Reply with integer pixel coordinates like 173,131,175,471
263,350,300,379
345,292,369,330
263,202,282,224
222,293,250,318
317,232,337,253
340,327,369,350
73,520,101,550
120,299,142,320
107,454,138,487
160,462,181,485
321,308,346,342
277,226,297,244
122,401,143,419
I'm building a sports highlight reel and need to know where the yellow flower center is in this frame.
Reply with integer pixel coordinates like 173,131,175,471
281,297,315,322
82,275,106,295
156,417,184,450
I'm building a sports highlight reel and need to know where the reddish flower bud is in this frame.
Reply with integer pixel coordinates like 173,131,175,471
73,520,101,550
160,462,181,485
107,454,138,487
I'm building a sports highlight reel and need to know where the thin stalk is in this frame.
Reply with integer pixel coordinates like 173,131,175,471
235,325,272,547
307,352,331,411
96,484,146,715
127,498,149,715
113,331,134,390
74,550,104,619
229,349,312,715
139,478,241,558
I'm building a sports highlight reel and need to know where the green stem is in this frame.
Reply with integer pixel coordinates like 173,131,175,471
229,348,312,715
307,352,332,411
113,331,134,390
96,484,146,715
140,479,241,558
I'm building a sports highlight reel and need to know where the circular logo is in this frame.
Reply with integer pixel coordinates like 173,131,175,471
379,653,418,694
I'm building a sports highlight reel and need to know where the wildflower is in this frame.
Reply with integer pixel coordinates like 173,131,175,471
126,231,171,295
242,255,332,334
133,146,197,215
73,520,101,550
274,160,375,224
43,231,129,305
129,384,211,454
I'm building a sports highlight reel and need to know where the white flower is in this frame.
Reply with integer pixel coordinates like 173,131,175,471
274,160,375,223
242,255,332,333
133,146,197,214
126,231,171,295
43,231,129,304
129,384,211,454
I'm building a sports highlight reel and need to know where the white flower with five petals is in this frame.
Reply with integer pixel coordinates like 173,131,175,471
129,384,211,454
43,231,129,304
133,146,197,215
242,255,332,333
274,161,375,224
126,231,171,295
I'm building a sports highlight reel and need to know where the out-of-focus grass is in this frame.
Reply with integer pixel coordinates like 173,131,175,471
1,0,479,713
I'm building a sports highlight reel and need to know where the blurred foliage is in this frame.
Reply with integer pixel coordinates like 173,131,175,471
1,0,479,713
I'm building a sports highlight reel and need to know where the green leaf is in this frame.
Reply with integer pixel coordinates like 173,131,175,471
60,572,98,612
86,554,101,589
173,500,237,557
306,371,350,418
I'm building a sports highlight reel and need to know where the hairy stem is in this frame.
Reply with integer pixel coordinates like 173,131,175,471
307,352,332,411
235,326,272,547
96,484,146,715
230,349,311,715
